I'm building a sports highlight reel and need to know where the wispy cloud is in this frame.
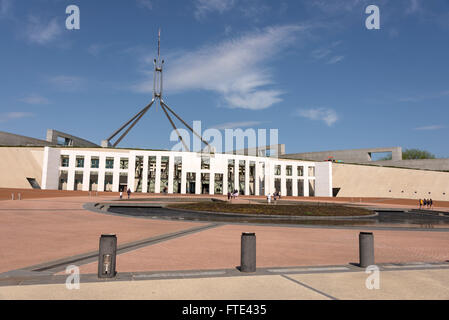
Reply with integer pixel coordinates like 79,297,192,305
308,0,366,14
296,108,339,126
19,94,50,105
0,112,34,122
327,55,344,64
414,125,446,131
399,89,449,102
406,0,422,14
311,41,344,64
0,0,11,19
25,16,62,45
194,0,235,19
136,0,152,10
47,75,85,91
134,24,308,110
211,121,264,130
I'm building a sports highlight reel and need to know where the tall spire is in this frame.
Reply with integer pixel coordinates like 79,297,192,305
157,28,161,60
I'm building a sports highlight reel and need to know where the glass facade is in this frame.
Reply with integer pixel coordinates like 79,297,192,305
160,156,169,193
214,173,223,194
308,166,315,177
147,156,156,193
201,156,210,170
227,159,235,192
105,157,114,169
173,156,182,193
274,165,281,175
61,156,69,167
120,158,129,169
91,157,99,169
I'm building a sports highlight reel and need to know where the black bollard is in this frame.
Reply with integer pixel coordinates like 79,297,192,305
359,232,374,268
240,232,256,272
98,234,117,278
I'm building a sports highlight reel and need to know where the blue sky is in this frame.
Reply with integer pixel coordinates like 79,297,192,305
0,0,448,157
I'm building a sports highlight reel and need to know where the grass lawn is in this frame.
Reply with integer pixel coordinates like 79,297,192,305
166,202,373,217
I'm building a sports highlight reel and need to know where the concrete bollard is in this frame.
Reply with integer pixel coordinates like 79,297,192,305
359,232,374,268
240,232,256,272
98,234,117,278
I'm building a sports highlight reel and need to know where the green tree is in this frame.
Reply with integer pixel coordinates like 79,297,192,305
402,148,436,160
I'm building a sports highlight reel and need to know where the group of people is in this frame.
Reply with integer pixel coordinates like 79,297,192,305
119,188,132,199
227,189,239,200
419,198,433,209
266,191,281,203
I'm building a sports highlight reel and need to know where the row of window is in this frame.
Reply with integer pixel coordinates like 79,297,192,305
274,165,315,177
61,156,127,169
61,155,315,177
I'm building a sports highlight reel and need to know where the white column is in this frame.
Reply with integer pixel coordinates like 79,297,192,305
128,154,136,192
168,155,174,193
112,156,120,192
234,158,239,193
281,165,286,197
255,162,260,196
304,165,310,196
223,169,228,195
82,154,90,191
181,164,186,194
155,155,161,193
292,177,298,196
142,155,149,193
209,172,214,195
67,154,75,191
98,154,106,192
245,160,250,195
195,171,201,194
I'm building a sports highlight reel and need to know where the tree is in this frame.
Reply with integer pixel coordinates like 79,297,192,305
402,148,436,160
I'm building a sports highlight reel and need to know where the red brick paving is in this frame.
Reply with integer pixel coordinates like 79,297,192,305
0,195,203,273
77,224,449,274
1,191,449,275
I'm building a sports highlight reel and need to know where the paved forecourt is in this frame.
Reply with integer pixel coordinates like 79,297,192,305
1,190,449,300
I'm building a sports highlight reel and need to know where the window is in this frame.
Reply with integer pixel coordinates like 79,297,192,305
91,157,99,169
105,157,114,169
201,156,210,170
297,166,304,176
61,156,69,167
274,165,281,176
308,166,315,177
286,165,292,176
120,158,129,169
76,156,84,168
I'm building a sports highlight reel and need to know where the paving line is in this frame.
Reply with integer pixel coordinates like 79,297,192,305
268,266,349,273
134,271,226,279
21,223,222,273
382,264,449,269
280,274,338,300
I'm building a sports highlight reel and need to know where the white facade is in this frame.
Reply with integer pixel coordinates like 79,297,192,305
41,146,332,197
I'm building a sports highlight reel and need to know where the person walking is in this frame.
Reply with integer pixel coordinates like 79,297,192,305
423,198,427,209
430,198,433,209
119,191,123,200
267,193,271,204
227,192,231,201
127,188,131,199
418,199,422,209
